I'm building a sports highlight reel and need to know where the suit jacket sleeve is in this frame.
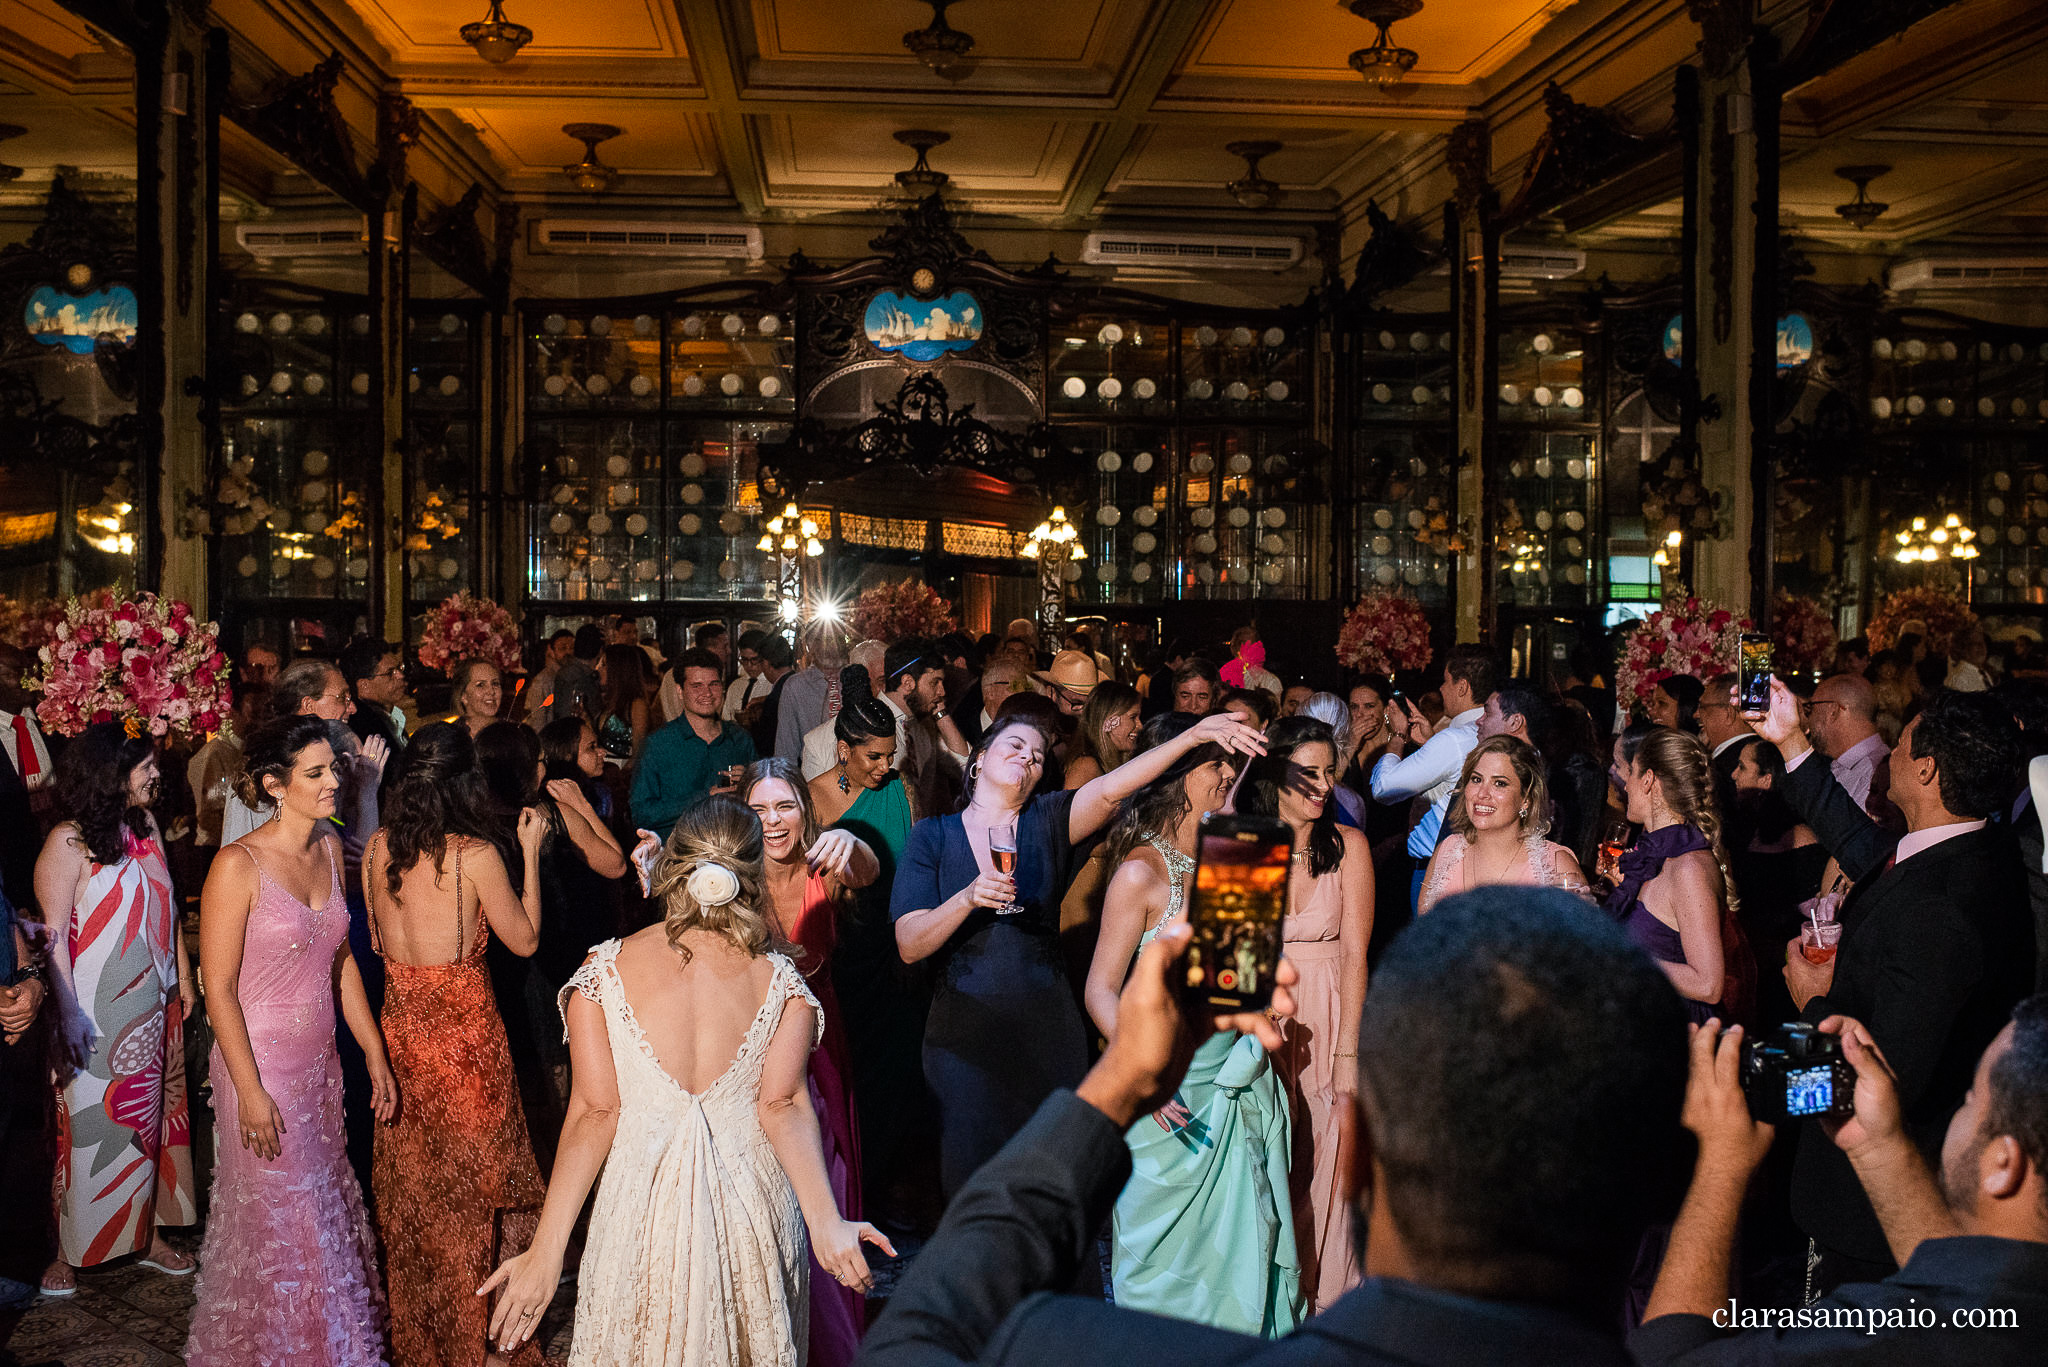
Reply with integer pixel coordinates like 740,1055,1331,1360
1778,752,1900,884
857,1090,1135,1367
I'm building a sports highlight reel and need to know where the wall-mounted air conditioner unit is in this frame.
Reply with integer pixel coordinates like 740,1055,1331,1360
234,220,368,257
534,220,764,260
1890,257,2048,291
1081,231,1305,272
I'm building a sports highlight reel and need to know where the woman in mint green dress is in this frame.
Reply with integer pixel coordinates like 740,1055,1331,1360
1082,715,1303,1336
810,669,926,1212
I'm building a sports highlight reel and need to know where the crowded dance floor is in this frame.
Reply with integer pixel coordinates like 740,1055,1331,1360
2,2,2047,1364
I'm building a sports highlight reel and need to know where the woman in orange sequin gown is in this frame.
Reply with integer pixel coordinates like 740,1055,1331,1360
367,723,549,1367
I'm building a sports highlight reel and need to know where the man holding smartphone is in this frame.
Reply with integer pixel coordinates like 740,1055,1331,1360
1368,646,1498,913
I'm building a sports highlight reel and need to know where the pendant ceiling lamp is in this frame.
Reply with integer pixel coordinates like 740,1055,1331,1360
1225,141,1282,210
904,0,976,79
562,124,622,193
895,130,951,195
1834,165,1892,231
461,0,532,65
1346,0,1423,90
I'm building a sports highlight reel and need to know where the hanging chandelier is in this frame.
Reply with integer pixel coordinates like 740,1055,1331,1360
1345,0,1423,90
903,1,976,76
1225,141,1282,210
1894,513,1978,564
1022,507,1085,562
562,124,621,193
1835,165,1891,231
461,0,532,65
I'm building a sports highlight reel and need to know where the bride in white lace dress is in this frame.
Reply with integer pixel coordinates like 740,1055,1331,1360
1418,736,1590,914
479,796,893,1364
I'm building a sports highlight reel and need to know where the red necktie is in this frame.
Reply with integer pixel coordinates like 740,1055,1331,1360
13,715,38,780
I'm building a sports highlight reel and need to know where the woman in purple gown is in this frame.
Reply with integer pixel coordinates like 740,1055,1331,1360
186,717,397,1366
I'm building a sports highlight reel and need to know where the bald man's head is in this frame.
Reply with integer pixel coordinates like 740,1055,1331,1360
1811,673,1880,755
980,655,1030,715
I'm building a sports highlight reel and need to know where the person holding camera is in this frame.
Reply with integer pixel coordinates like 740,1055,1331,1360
861,886,1691,1367
1747,677,2036,1295
1637,1001,2048,1364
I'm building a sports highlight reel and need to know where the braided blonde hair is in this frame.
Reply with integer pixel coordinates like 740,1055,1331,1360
1634,727,1739,917
648,794,781,964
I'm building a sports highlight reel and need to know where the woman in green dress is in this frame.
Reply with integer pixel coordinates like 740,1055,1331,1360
809,666,924,1214
1082,713,1303,1336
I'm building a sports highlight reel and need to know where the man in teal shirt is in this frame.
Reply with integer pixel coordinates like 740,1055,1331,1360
632,647,756,839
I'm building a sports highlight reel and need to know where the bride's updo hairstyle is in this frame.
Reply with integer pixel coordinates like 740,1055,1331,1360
651,794,778,964
232,715,334,813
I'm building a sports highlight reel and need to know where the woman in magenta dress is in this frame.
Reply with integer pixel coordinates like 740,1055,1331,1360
38,724,196,1292
187,717,398,1366
744,757,880,1367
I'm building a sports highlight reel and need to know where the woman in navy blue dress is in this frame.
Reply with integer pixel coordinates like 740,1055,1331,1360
891,710,1265,1199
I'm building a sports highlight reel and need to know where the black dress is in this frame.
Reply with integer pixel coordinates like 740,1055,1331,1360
890,789,1089,1199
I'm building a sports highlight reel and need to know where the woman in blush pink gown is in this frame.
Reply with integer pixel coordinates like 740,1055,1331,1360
186,717,397,1366
1237,716,1375,1313
744,758,880,1367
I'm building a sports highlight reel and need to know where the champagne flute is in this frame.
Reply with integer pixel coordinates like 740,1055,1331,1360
988,826,1020,916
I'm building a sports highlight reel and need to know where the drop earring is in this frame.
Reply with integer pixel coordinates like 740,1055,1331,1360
836,759,850,794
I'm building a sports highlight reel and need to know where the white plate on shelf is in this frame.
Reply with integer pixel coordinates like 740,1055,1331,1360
548,513,573,535
719,373,743,396
681,374,705,397
303,315,328,336
1132,562,1153,583
1194,325,1218,347
303,374,326,396
1096,506,1121,526
1224,381,1250,401
680,452,706,477
678,514,702,535
1267,380,1290,401
543,374,568,397
543,314,567,335
590,315,612,337
1133,378,1157,400
760,376,784,398
1133,506,1158,527
634,314,657,336
1227,453,1252,475
236,312,260,334
269,371,293,394
1263,533,1286,554
1098,323,1124,345
407,374,422,394
269,312,294,335
1188,379,1214,400
1133,532,1156,553
1231,326,1254,347
588,513,613,535
1191,507,1215,528
586,374,611,396
680,483,705,505
440,374,460,396
1264,326,1286,348
1194,533,1217,554
1132,451,1154,473
1098,377,1122,399
1263,508,1287,527
350,372,370,395
1062,376,1087,399
682,314,705,337
722,314,744,336
629,375,654,397
759,314,782,336
1098,451,1122,473
1189,453,1214,475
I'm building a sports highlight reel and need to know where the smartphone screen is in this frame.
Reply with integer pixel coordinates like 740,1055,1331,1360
1182,814,1291,1012
1738,633,1773,714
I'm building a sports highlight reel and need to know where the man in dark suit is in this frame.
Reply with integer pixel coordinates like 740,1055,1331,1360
1752,678,2035,1295
0,645,54,914
858,886,1691,1367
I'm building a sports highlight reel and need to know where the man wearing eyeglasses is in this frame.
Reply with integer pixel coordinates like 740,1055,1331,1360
342,636,410,755
1809,673,1901,830
722,628,774,722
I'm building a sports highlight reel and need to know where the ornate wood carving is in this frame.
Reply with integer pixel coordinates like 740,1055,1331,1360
237,54,370,210
1339,200,1436,313
1503,83,1658,223
1708,91,1734,344
414,183,495,301
762,371,1071,500
491,200,520,306
373,89,421,202
1684,0,1753,78
1447,120,1490,212
867,193,992,295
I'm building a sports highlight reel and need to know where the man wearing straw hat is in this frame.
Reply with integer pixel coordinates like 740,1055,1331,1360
1035,650,1104,721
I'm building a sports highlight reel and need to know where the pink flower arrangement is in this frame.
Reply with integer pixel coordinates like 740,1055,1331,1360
28,592,230,740
1614,595,1752,709
1770,590,1839,673
1867,585,1976,658
0,594,72,655
1336,591,1434,678
849,579,957,644
417,592,521,675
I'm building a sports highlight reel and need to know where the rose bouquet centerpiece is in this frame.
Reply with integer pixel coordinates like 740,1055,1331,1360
1770,590,1839,674
1614,594,1752,711
849,579,957,644
1336,591,1435,679
1867,585,1976,658
417,592,521,675
29,592,230,740
0,594,79,657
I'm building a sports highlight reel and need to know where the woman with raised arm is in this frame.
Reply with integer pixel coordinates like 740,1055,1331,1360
891,709,1266,1207
1236,715,1374,1313
744,756,880,1367
185,717,396,1365
1083,713,1303,1335
366,722,550,1367
38,724,196,1295
475,797,893,1365
1417,735,1590,913
1605,725,1753,1027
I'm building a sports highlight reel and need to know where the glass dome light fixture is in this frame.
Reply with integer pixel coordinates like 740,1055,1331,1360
903,0,976,76
761,502,826,558
1345,0,1424,90
894,130,951,195
562,123,622,193
1225,141,1282,211
461,0,532,64
1835,165,1892,232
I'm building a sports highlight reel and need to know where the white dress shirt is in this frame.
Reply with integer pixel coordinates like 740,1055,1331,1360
1828,732,1890,811
1371,706,1484,859
0,707,52,790
723,671,767,722
801,716,839,782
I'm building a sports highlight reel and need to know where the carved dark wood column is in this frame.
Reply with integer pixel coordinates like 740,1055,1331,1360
1446,120,1496,644
371,92,419,640
1684,0,1772,615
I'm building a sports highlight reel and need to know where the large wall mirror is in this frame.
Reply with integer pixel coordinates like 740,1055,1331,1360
0,9,142,613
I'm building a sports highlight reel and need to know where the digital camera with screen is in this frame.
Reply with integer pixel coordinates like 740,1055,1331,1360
1741,1023,1856,1122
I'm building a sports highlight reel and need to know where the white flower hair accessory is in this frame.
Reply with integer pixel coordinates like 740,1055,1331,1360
685,861,741,908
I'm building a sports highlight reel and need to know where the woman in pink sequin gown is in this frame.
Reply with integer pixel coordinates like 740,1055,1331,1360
187,717,398,1366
